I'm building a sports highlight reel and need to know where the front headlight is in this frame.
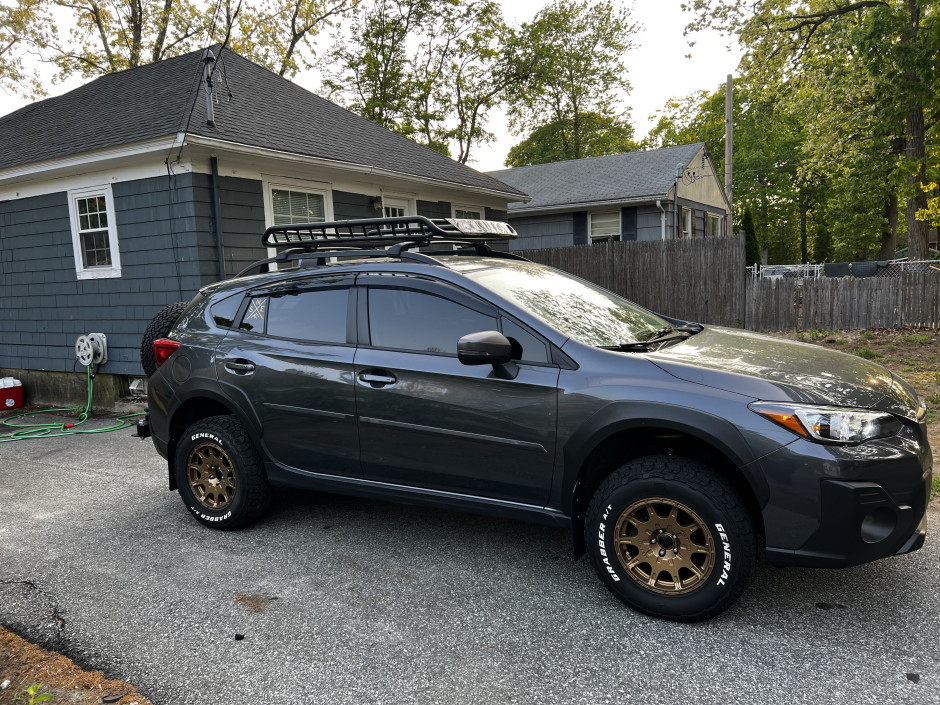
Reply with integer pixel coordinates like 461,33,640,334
749,402,902,444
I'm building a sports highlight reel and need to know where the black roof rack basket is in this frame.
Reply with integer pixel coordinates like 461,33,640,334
261,216,517,251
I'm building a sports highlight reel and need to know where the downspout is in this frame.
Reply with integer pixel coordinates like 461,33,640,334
210,156,225,281
656,199,666,241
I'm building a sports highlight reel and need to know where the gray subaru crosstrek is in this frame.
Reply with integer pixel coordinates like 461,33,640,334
142,217,932,621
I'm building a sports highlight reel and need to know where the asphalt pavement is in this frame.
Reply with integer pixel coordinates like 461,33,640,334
0,417,937,705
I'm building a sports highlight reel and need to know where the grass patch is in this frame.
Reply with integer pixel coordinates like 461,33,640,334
860,330,875,339
903,334,931,343
855,347,883,360
933,475,940,502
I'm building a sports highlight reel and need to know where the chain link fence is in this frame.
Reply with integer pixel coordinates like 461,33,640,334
749,260,940,280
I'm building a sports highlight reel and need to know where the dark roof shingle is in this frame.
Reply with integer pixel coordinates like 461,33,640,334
0,47,524,197
486,144,706,211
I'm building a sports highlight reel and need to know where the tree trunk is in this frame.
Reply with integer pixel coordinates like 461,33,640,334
903,0,928,260
800,206,808,264
906,105,929,260
878,193,898,260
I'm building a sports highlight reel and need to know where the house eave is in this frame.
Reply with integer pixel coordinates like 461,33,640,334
0,132,529,204
184,135,530,203
506,192,672,217
0,134,185,188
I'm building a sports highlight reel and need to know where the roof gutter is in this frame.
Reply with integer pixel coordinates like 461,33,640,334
507,193,671,217
184,134,530,203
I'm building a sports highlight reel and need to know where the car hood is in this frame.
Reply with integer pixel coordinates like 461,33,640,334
646,326,920,419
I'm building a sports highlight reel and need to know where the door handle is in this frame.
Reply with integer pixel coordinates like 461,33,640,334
358,371,397,388
224,360,256,374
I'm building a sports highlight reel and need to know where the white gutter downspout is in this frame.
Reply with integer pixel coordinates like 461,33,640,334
656,199,666,240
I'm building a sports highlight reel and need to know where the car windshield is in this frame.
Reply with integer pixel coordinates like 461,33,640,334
464,261,670,346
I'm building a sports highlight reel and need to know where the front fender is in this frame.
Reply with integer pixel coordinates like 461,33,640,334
555,401,770,517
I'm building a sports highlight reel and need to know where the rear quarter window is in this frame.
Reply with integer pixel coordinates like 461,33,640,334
209,294,242,328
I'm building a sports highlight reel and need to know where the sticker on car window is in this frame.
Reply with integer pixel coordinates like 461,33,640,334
240,297,268,331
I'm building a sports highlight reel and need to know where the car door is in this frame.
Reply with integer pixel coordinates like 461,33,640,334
214,274,361,477
354,275,559,506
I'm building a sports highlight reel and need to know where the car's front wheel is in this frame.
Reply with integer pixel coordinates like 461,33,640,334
174,415,271,529
585,455,755,621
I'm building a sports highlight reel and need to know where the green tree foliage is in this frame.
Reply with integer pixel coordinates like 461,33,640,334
683,0,940,260
221,0,355,77
505,113,639,167
37,0,207,78
322,0,520,162
0,0,349,89
0,0,46,94
505,0,639,164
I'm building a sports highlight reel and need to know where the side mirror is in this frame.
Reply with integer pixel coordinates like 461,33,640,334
457,330,513,365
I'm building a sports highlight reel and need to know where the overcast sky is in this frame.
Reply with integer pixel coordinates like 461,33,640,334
0,0,742,171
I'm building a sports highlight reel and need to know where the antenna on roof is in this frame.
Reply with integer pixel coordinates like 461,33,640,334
203,49,216,127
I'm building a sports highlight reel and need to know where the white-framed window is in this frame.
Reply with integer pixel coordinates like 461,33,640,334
680,207,693,238
68,184,122,280
263,177,333,227
262,178,334,268
452,204,485,220
270,187,327,225
706,213,723,238
589,211,621,243
384,196,414,218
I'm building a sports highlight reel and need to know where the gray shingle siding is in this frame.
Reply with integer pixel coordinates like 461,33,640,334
507,213,575,251
417,200,452,219
334,190,375,220
0,174,205,376
637,205,672,241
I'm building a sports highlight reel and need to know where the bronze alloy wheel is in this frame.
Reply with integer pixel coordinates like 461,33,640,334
186,442,237,511
613,497,716,595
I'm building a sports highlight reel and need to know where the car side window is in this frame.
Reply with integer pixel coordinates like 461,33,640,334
239,296,268,332
368,288,497,354
500,317,550,364
265,288,349,343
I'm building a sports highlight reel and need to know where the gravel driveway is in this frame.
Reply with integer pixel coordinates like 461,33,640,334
1,420,937,704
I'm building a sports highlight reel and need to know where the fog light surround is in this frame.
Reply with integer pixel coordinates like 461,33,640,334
860,507,896,544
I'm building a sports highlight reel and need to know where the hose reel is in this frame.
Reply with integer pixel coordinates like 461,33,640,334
75,333,108,366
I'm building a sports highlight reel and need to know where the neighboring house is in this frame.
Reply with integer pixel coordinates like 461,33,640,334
0,45,525,389
487,144,730,251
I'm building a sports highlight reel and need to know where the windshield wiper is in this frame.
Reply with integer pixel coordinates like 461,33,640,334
598,334,691,353
641,326,675,342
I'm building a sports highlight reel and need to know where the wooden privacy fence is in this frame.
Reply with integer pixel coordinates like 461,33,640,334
520,237,940,330
522,235,746,328
749,273,940,331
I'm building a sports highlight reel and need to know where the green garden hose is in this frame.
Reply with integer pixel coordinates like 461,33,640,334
0,365,144,442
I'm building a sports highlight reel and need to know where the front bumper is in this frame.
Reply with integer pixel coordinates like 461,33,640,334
759,422,931,569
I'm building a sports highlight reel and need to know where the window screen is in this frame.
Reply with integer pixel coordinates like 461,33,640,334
368,289,496,354
454,207,483,219
266,288,349,343
272,189,326,225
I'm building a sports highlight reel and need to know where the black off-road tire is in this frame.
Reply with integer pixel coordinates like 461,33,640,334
174,415,272,530
585,455,755,622
140,301,188,377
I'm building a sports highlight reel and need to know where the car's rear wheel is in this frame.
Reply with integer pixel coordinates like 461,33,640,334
585,455,755,622
140,301,188,377
174,415,271,529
